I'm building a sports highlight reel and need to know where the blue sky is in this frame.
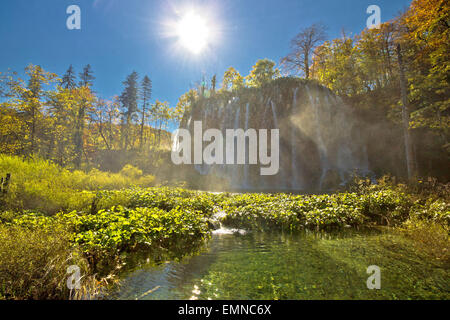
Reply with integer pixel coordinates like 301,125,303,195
0,0,411,108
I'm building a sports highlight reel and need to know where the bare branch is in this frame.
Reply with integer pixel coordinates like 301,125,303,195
280,23,327,78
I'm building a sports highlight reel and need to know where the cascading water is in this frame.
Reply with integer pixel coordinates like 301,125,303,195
181,79,371,191
243,103,250,189
290,87,302,189
270,100,279,129
230,106,241,188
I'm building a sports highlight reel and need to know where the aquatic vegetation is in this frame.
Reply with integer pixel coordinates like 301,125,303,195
12,205,211,272
219,189,448,231
116,231,449,300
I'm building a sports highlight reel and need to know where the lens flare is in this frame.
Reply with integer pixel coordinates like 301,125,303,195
176,11,210,54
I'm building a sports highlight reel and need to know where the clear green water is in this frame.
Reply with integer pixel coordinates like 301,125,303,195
113,229,449,300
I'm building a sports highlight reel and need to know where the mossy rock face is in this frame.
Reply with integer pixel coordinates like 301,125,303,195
181,78,370,192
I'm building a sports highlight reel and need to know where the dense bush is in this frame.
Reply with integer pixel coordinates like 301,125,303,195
11,205,211,273
220,189,449,231
63,206,210,258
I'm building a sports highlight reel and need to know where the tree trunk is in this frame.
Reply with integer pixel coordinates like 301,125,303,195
74,103,85,169
30,103,36,155
140,99,146,151
396,43,416,180
99,124,111,150
304,55,310,79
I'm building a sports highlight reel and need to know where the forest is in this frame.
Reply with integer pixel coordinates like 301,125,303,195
0,64,178,174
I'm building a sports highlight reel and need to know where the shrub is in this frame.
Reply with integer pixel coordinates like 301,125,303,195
0,224,89,300
11,204,212,273
221,193,366,231
119,165,143,179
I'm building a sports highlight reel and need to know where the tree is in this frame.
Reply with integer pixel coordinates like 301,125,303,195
211,75,217,93
120,71,139,150
79,64,95,88
101,96,121,150
176,89,198,124
245,59,280,87
402,0,449,146
354,24,396,91
73,86,96,168
396,43,417,180
281,23,327,79
221,67,244,91
20,65,57,155
139,75,152,151
312,36,362,96
0,63,175,170
61,65,77,89
151,100,170,147
71,64,96,168
0,72,25,155
46,86,77,165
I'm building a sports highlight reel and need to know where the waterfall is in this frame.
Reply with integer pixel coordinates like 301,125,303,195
186,116,192,129
243,103,250,189
184,80,371,191
210,211,247,235
194,107,210,176
220,100,233,174
270,100,278,129
230,107,241,188
259,100,271,189
306,86,329,189
270,99,288,188
290,87,302,189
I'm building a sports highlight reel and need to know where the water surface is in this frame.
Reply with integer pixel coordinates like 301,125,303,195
113,229,449,300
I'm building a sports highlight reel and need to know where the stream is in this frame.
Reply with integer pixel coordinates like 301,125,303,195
111,228,449,300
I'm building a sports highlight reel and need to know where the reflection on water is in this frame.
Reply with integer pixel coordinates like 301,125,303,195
112,229,449,300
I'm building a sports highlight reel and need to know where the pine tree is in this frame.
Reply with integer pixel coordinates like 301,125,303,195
139,75,152,151
61,65,77,89
22,65,55,155
120,71,139,150
79,64,95,88
74,64,95,168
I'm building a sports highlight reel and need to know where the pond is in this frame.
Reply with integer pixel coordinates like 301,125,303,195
112,228,449,300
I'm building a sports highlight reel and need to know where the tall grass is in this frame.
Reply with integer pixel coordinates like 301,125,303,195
0,154,155,214
0,224,87,299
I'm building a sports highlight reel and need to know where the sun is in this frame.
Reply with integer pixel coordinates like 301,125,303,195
160,3,222,57
175,11,210,54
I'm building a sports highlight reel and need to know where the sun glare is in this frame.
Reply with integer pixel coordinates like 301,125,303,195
161,3,222,57
175,11,210,54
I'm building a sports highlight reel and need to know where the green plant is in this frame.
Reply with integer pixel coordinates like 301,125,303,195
0,155,156,214
0,224,89,300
